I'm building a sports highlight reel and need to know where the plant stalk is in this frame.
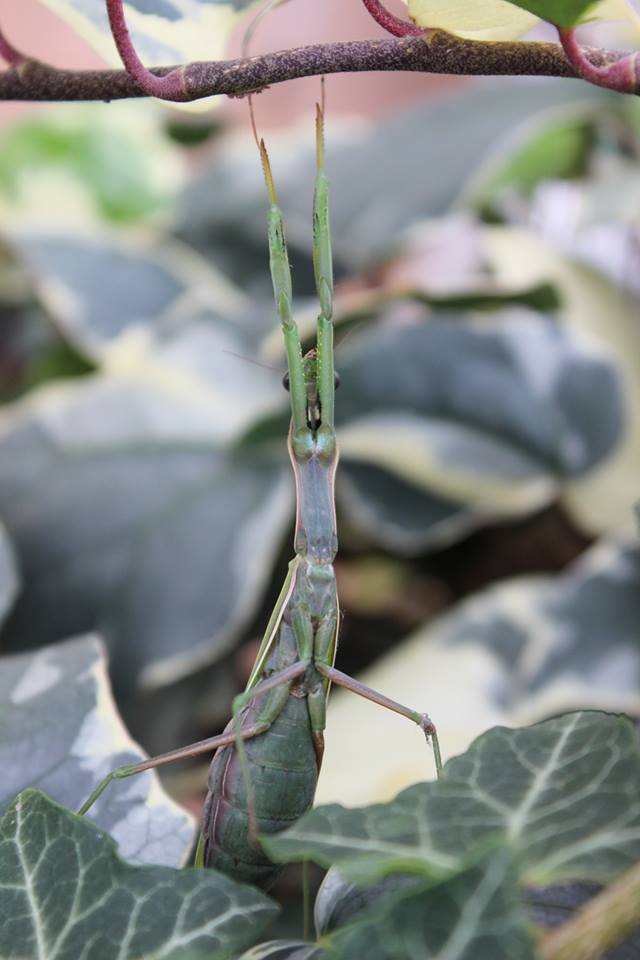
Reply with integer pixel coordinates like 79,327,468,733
0,32,636,102
539,861,640,960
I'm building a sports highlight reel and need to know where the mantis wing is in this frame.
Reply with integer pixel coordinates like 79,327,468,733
245,556,300,691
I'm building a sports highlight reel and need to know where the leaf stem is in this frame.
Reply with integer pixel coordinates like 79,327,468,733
558,26,639,93
539,861,640,960
360,0,425,37
105,0,191,101
0,24,25,67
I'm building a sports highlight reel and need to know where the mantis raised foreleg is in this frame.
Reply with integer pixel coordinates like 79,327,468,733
79,104,440,890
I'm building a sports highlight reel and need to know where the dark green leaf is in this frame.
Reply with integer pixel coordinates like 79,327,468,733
410,282,562,312
480,228,640,534
0,636,195,866
325,849,535,960
503,0,599,28
0,522,18,629
24,340,94,389
337,317,622,478
0,789,277,960
315,867,416,935
318,870,640,958
264,712,640,886
165,117,223,148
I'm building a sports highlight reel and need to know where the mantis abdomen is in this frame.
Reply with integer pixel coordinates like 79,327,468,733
201,567,331,887
202,690,320,887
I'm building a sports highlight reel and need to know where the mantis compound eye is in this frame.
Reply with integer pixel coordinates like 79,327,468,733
282,371,340,391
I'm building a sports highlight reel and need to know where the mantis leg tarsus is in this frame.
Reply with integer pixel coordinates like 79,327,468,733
315,662,442,778
430,729,443,779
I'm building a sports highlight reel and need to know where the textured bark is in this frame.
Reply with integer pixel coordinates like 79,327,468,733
0,33,636,103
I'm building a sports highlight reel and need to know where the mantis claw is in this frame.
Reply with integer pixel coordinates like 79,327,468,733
419,714,436,739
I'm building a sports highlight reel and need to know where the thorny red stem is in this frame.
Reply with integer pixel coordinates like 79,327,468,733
360,0,425,37
558,26,639,93
105,0,191,101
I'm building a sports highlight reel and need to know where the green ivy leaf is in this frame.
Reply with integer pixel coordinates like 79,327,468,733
325,849,535,960
502,0,599,27
314,868,418,937
264,712,640,887
0,789,277,960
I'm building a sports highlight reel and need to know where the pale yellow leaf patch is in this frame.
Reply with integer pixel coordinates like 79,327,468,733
40,1,262,108
595,0,640,28
339,412,556,515
40,1,261,66
406,0,539,40
405,0,639,39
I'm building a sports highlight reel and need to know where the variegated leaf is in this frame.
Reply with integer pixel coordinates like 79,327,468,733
318,538,640,808
0,635,195,866
0,367,290,690
484,227,640,536
406,0,637,35
40,0,263,69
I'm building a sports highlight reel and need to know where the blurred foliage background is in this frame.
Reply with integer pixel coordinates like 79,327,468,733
2,5,640,895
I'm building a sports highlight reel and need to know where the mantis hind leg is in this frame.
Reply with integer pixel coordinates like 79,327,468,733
315,661,442,777
77,720,271,817
78,661,306,818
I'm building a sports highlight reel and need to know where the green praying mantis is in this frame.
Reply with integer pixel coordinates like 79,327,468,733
79,103,441,890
